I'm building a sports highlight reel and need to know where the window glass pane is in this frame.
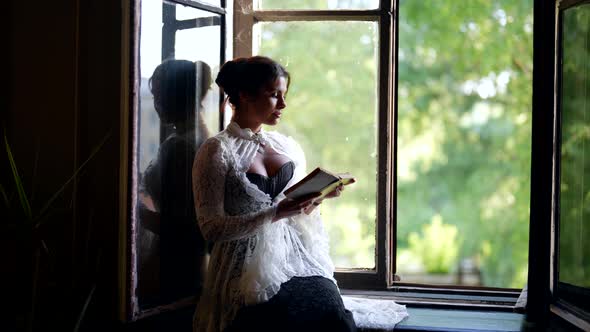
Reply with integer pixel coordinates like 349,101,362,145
258,21,378,269
559,4,590,289
136,0,221,309
258,0,379,10
397,0,533,288
176,25,222,136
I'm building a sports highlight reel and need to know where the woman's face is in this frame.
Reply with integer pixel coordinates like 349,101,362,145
243,76,288,127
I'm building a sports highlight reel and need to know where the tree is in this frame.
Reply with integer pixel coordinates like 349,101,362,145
259,0,533,287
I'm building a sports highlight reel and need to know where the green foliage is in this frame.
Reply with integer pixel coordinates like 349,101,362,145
261,20,379,268
5,133,33,219
2,132,110,331
2,132,110,228
408,215,459,274
259,0,533,287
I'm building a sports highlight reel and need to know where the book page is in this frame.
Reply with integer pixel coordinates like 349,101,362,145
284,171,339,200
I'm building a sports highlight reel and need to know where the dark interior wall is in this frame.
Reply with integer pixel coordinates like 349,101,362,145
8,0,78,200
8,1,78,329
75,0,124,330
5,0,587,331
7,0,123,330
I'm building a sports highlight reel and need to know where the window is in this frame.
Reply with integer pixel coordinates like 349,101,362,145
234,0,533,291
234,0,392,288
523,0,590,328
553,0,590,322
395,1,533,289
124,0,230,320
117,0,590,326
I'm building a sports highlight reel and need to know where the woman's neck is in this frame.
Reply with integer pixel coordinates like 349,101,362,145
232,114,262,133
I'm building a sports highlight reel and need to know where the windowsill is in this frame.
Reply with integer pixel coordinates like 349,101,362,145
341,289,519,310
391,307,523,332
551,302,590,331
341,289,524,332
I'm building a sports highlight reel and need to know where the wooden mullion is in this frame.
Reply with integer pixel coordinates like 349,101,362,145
376,3,394,290
219,4,228,131
234,0,254,57
390,0,399,287
526,0,557,327
160,3,176,143
119,0,138,322
552,0,563,298
384,0,398,288
253,10,381,22
558,0,590,10
335,271,383,290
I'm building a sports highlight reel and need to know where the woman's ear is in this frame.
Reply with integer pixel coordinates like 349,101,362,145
239,91,253,105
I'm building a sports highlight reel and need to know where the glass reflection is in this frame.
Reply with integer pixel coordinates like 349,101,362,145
559,4,590,289
137,60,212,308
136,0,221,309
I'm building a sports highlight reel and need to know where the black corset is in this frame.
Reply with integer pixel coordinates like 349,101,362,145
246,161,295,199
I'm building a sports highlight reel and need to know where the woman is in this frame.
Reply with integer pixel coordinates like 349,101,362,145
192,56,356,332
138,59,211,306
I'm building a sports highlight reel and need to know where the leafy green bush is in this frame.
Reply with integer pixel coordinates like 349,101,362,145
408,215,459,274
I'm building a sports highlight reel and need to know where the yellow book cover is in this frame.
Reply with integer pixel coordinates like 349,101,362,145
284,167,354,200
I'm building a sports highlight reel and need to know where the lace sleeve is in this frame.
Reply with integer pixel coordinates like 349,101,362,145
283,137,335,275
192,138,278,242
290,207,334,274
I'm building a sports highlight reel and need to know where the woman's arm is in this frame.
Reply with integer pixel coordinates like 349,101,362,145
192,138,277,242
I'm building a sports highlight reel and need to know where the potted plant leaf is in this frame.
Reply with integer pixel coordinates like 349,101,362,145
2,132,110,332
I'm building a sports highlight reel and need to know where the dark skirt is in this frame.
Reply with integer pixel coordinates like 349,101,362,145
225,276,357,332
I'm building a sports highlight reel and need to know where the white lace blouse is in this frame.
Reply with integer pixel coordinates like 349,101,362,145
192,122,335,332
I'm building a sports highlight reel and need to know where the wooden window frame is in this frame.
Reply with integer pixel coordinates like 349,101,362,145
232,0,529,300
119,0,232,322
233,0,396,290
549,0,590,328
160,0,229,140
117,0,552,322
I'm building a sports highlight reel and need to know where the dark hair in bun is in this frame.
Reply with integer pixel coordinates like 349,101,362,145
215,56,290,107
149,59,212,124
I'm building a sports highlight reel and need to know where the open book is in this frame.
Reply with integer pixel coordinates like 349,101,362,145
283,167,355,200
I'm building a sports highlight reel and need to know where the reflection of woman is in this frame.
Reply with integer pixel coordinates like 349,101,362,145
138,59,211,306
192,56,356,332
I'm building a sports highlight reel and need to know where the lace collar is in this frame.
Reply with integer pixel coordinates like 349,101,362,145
226,121,267,145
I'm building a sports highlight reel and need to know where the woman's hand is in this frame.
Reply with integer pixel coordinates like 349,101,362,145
324,178,356,199
303,178,356,214
273,193,321,222
302,198,323,215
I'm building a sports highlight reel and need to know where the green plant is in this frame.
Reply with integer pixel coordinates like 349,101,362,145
408,214,460,274
2,131,110,332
